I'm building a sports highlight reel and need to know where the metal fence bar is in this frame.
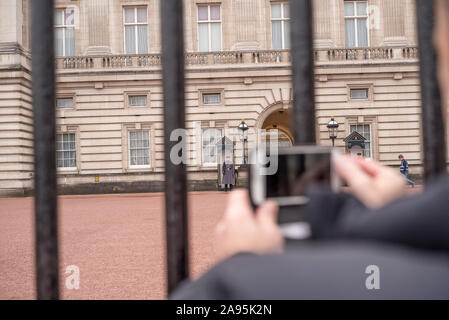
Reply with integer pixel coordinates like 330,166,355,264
31,0,59,300
416,0,447,182
161,0,189,295
290,0,316,144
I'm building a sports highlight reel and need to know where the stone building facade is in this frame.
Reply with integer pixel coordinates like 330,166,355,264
0,0,435,196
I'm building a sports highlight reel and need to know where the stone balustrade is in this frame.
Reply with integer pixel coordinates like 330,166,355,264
54,46,418,71
325,46,418,61
55,54,162,69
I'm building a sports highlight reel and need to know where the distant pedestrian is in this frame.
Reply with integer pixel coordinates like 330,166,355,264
398,154,415,187
222,158,235,192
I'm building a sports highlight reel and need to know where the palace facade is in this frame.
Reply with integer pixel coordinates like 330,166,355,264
0,0,435,196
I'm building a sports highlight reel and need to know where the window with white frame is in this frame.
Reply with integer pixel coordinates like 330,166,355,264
202,128,223,165
56,97,74,109
197,5,221,52
271,2,290,49
129,131,150,167
350,88,369,100
202,93,221,105
344,1,369,47
124,7,148,54
56,133,76,168
55,8,75,57
350,124,371,157
129,95,147,107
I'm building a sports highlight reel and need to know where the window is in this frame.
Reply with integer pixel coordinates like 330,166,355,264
56,98,73,109
350,124,371,157
197,5,221,52
55,8,75,57
350,88,369,100
202,93,221,105
56,133,76,168
124,7,148,54
344,1,368,47
202,128,223,165
271,3,290,49
129,131,150,167
129,95,147,107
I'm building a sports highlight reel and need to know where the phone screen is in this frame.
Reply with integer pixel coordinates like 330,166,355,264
265,153,331,198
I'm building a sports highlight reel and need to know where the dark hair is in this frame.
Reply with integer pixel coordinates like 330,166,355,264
398,154,404,159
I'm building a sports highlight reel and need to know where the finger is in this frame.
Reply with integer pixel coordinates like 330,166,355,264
256,200,279,227
223,189,254,221
354,157,384,177
333,154,371,187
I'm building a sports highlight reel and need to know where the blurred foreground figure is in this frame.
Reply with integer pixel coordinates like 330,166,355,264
171,0,449,299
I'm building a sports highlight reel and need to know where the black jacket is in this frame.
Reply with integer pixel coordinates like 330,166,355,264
171,175,449,299
307,174,449,251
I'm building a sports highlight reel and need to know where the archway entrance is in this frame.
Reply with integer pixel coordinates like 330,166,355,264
260,108,294,148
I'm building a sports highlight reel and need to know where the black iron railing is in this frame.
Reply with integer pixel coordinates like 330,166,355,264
160,0,189,295
30,0,446,299
416,0,447,182
31,0,59,300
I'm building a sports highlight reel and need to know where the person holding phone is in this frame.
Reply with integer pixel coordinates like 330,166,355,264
171,0,449,299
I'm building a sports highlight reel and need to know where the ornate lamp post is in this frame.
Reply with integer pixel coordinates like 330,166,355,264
238,120,249,165
327,117,339,147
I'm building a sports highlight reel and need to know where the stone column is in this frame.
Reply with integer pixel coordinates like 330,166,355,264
381,0,407,46
0,0,22,46
404,0,417,46
313,0,335,48
230,0,261,50
85,0,111,55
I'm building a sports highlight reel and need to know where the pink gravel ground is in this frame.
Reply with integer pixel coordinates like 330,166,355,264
0,186,421,300
0,191,228,300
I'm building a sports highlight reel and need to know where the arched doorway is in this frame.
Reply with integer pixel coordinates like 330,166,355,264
258,106,294,147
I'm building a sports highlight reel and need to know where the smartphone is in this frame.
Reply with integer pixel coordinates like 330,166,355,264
249,146,340,239
250,145,340,206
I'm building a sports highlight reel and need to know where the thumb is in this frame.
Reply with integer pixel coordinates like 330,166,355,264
256,200,279,226
224,189,253,221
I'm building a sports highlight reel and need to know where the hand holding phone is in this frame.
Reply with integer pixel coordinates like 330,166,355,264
249,146,340,240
